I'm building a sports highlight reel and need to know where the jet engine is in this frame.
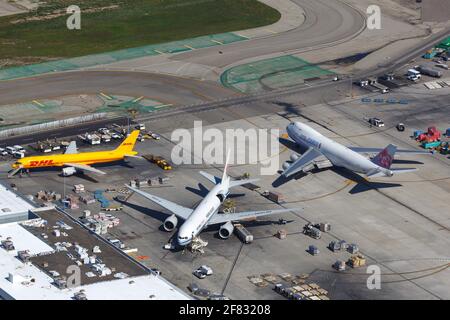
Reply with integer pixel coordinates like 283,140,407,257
62,167,77,177
282,162,291,170
218,221,234,239
290,153,300,162
163,214,178,231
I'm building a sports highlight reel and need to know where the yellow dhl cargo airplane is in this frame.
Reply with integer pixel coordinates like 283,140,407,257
9,130,141,177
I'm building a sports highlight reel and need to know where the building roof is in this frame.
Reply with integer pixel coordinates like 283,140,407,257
0,183,34,224
0,221,190,300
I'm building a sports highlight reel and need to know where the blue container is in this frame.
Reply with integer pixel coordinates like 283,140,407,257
414,130,423,138
446,128,450,136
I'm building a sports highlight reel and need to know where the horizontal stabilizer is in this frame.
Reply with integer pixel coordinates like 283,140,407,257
199,171,221,185
350,146,431,155
390,168,418,175
228,178,260,188
208,207,302,225
367,167,417,178
124,154,144,159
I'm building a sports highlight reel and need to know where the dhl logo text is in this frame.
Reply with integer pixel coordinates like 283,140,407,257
29,160,54,167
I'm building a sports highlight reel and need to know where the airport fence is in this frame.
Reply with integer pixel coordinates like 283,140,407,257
0,113,108,138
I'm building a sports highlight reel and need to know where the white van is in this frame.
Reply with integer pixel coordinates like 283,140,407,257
13,151,25,159
6,146,16,154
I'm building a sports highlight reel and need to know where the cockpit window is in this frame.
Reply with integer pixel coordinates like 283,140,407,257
179,236,188,240
14,162,21,166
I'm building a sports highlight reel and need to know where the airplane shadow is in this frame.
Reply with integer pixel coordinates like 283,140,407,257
272,167,328,188
271,101,302,117
186,183,209,198
272,166,403,194
116,198,168,223
279,137,308,154
392,159,424,165
330,167,403,195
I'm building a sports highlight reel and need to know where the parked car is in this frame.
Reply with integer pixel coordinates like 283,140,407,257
368,118,385,127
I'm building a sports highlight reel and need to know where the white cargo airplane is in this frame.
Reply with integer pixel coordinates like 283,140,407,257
282,122,431,178
126,152,299,246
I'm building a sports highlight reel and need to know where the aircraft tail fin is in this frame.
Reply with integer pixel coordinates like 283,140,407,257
221,149,231,187
371,144,396,169
115,130,140,154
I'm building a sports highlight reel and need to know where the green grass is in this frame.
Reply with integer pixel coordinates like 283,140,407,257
0,0,280,65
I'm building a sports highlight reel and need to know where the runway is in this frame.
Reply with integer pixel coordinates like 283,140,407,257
0,0,365,106
172,0,366,68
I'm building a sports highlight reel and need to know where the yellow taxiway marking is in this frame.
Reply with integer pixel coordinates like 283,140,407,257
132,96,144,103
265,29,277,34
233,32,249,39
32,100,45,107
211,39,223,45
99,92,113,100
154,103,173,109
184,44,195,50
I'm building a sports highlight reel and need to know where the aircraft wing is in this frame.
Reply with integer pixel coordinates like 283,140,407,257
282,147,322,177
348,147,430,155
207,208,301,225
64,163,106,175
125,185,193,220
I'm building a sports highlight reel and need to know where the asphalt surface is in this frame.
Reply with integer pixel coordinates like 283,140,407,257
0,1,449,147
172,0,366,67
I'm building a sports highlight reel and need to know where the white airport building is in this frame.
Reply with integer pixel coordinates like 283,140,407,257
0,183,190,300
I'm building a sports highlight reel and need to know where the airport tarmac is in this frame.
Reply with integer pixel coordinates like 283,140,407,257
1,82,448,299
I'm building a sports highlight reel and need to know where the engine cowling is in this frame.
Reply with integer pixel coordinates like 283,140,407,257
290,153,299,162
62,167,77,177
218,221,234,239
282,162,291,170
163,214,178,231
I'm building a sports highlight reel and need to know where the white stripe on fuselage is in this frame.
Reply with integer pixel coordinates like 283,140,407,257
287,122,380,174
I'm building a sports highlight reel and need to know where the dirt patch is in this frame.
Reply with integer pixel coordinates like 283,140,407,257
0,56,61,68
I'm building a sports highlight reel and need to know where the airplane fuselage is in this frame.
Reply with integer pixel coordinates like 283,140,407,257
12,150,135,169
177,183,228,246
287,122,386,175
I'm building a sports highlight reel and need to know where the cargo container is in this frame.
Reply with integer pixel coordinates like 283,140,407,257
422,141,442,149
418,65,443,78
266,191,285,204
234,223,253,244
370,82,390,94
